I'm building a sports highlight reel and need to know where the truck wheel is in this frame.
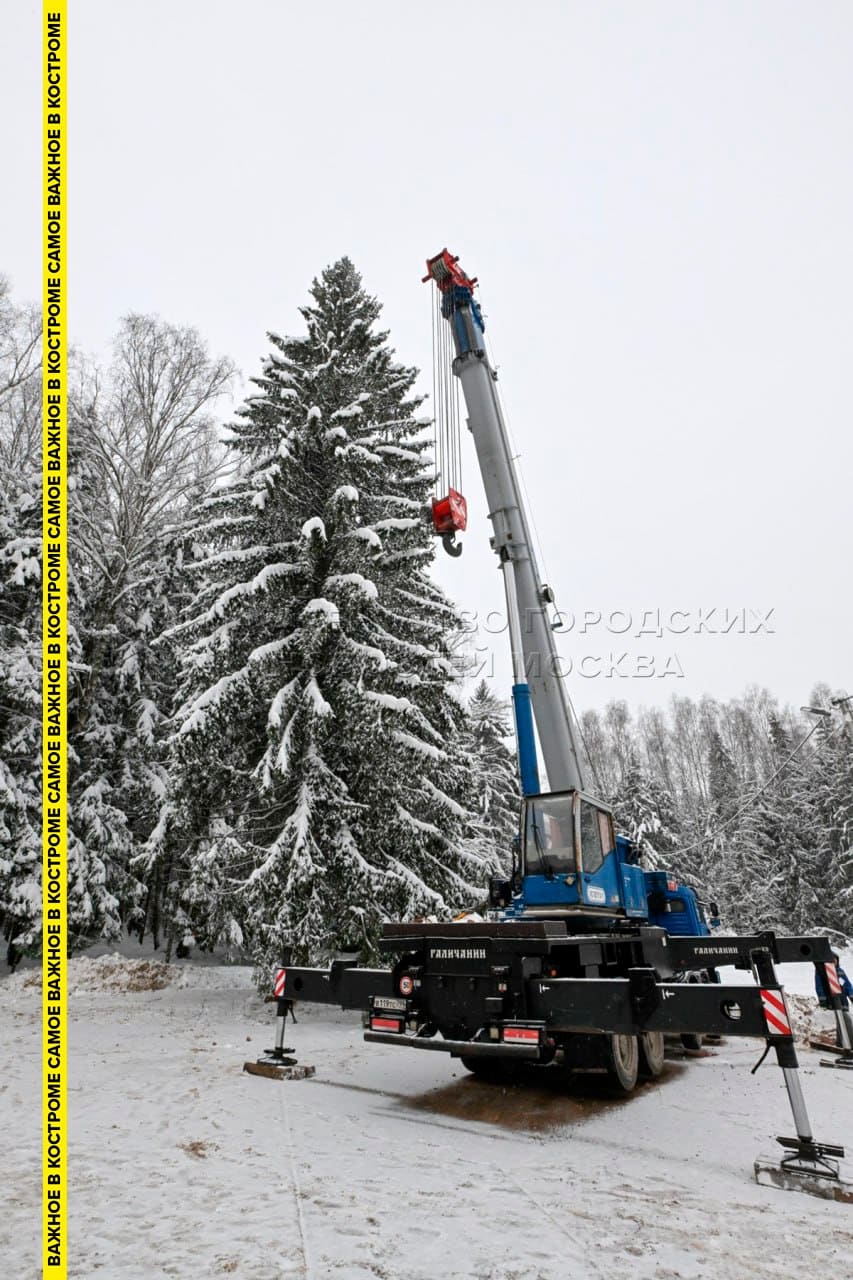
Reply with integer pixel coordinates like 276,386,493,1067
603,1034,639,1092
638,1031,665,1079
681,1033,703,1052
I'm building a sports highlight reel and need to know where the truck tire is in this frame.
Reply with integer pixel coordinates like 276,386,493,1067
681,1033,703,1052
602,1034,639,1093
638,1031,665,1079
459,1056,516,1082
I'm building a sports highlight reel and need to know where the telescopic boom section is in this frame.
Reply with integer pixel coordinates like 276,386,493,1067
423,249,586,794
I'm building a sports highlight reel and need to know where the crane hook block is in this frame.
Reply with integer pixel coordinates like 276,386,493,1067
431,489,468,536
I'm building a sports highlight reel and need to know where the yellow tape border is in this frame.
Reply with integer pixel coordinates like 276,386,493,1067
43,4,67,1277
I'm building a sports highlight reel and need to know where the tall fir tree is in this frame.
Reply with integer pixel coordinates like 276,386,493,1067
463,679,520,872
0,278,42,963
154,259,485,967
0,463,42,963
809,706,853,938
66,317,231,949
611,747,682,873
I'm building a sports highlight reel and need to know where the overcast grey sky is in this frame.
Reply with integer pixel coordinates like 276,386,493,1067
3,1,851,712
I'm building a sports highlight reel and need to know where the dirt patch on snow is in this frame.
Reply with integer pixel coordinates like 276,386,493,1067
0,953,175,997
73,956,175,992
177,1139,219,1159
1,952,256,1003
404,1061,682,1132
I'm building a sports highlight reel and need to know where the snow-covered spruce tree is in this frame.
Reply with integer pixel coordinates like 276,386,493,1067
699,729,739,916
761,714,822,934
611,747,682,873
67,317,232,949
0,279,43,964
0,463,42,964
463,679,520,872
799,707,853,939
156,259,484,966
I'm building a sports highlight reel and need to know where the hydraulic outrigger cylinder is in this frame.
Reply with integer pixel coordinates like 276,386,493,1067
751,951,849,1199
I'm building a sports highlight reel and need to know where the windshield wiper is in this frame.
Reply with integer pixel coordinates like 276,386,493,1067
529,817,554,880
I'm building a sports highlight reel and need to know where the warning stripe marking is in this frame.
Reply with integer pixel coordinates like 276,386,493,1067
826,965,842,996
274,968,287,997
760,988,792,1037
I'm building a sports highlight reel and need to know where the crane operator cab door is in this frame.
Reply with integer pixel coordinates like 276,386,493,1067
522,790,626,916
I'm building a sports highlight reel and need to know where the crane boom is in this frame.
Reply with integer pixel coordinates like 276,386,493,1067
424,250,585,794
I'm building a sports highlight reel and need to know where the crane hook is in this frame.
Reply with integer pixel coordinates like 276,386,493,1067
441,532,463,558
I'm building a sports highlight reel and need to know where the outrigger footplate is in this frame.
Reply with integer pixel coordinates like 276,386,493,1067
244,980,315,1079
243,1059,316,1081
243,1043,315,1080
808,1038,853,1069
755,1137,853,1203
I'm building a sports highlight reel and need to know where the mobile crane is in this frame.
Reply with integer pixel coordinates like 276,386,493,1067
253,251,853,1199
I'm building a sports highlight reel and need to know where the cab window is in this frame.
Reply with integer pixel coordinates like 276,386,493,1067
579,802,604,874
598,811,614,856
524,793,576,875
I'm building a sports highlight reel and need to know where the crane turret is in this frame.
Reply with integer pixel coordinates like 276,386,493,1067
424,249,585,796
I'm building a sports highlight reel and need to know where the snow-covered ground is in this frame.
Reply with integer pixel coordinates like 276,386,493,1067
3,953,852,1279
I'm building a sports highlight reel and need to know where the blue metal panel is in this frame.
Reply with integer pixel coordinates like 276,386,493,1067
582,852,624,913
512,682,540,796
644,870,709,936
620,864,648,917
519,874,582,909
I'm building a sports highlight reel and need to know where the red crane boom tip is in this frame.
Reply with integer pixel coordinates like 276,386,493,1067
422,249,478,293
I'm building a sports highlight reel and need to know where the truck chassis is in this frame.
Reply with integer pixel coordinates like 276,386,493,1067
261,923,853,1196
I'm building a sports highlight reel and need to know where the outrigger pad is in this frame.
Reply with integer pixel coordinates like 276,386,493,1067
820,1053,853,1070
755,1159,853,1203
756,1138,852,1203
243,1060,316,1082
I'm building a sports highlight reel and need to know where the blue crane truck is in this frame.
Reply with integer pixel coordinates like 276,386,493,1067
256,251,853,1197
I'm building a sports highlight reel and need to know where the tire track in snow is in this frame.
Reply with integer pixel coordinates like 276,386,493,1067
277,1083,315,1280
293,1082,591,1274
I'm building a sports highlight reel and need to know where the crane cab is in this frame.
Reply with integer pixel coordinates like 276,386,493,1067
497,789,648,923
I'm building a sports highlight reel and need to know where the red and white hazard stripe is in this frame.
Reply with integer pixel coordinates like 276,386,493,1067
759,988,792,1037
826,964,842,997
273,968,287,998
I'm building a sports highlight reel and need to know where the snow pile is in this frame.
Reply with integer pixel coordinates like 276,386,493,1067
784,991,829,1045
69,956,175,993
1,954,174,997
0,953,256,1002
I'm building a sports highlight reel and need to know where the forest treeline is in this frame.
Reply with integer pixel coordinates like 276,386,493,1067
580,691,852,938
0,266,849,971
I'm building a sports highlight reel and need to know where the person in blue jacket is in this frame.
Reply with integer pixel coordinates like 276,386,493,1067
814,952,853,1008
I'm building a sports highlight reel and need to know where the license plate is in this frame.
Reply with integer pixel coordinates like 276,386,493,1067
373,997,407,1012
